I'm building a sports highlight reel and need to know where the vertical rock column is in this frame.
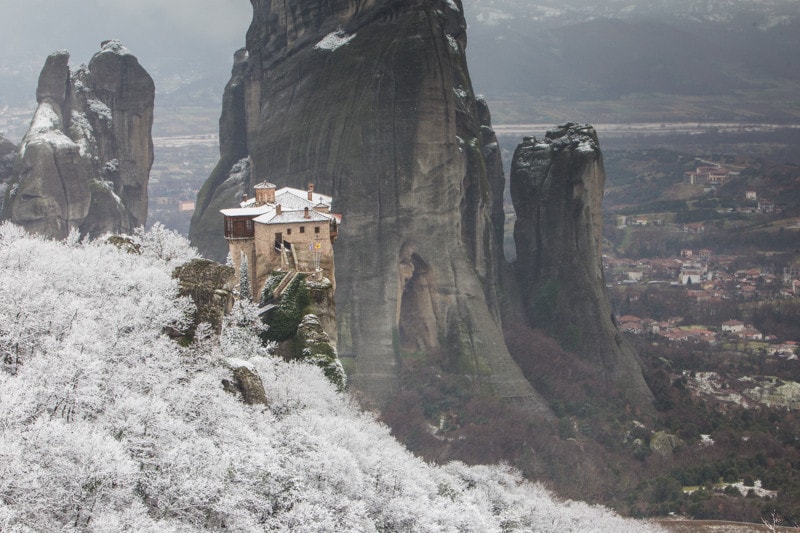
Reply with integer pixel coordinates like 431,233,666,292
511,123,654,411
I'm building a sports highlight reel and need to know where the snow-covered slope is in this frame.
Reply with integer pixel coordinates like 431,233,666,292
0,223,661,532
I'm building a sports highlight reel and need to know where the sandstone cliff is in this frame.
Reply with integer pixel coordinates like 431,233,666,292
510,124,654,408
191,0,550,414
0,135,16,199
2,41,154,239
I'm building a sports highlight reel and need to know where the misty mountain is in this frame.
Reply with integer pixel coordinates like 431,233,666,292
0,0,250,109
464,0,800,101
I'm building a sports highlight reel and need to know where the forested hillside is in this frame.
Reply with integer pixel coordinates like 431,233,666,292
0,223,659,532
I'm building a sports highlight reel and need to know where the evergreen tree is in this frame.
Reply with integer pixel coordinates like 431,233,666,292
239,252,251,301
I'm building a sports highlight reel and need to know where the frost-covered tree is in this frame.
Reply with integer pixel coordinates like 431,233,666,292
133,222,199,266
239,251,251,301
0,222,664,532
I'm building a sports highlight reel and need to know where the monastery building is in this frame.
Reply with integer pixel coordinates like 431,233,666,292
221,182,340,299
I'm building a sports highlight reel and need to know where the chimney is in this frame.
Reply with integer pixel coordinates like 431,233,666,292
307,183,314,201
304,207,310,219
276,204,282,215
242,193,248,203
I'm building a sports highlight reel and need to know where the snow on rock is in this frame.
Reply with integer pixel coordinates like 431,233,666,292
87,99,112,123
103,159,119,173
446,0,460,12
69,111,94,157
23,103,77,153
98,39,132,56
27,102,63,135
225,357,256,371
314,29,357,51
446,34,460,53
576,139,597,154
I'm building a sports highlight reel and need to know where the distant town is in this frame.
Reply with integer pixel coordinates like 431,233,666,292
604,158,800,358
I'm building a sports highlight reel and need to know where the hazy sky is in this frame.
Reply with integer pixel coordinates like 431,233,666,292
0,0,252,79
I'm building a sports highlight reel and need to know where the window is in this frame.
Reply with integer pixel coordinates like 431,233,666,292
300,226,305,234
287,228,292,235
314,226,320,234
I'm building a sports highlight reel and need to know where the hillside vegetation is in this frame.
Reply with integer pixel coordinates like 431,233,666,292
0,223,659,532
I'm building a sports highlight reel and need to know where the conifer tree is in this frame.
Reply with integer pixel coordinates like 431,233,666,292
239,252,251,301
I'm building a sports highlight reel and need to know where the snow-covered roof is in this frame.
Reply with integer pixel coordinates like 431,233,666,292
253,208,334,226
220,205,272,217
275,187,331,210
220,185,336,223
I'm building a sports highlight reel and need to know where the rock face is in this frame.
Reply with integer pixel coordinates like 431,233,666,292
191,0,550,414
2,41,154,239
222,363,269,406
0,135,16,197
510,124,653,408
173,258,236,338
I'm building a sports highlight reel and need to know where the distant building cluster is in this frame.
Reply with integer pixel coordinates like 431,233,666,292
608,249,800,356
684,165,737,186
616,312,797,357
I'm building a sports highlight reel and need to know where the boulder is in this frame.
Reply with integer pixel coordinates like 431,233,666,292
650,431,683,457
222,363,268,406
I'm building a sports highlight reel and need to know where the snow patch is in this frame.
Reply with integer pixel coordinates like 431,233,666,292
314,29,356,51
99,39,132,56
576,139,597,154
226,357,255,371
28,102,62,135
446,34,460,54
69,111,94,157
23,103,77,153
446,0,459,13
453,87,467,99
93,179,124,206
103,159,119,173
87,99,112,123
726,479,777,499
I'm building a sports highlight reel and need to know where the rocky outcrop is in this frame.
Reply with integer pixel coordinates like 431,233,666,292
0,135,16,200
295,314,347,392
510,124,653,409
173,258,236,338
222,362,268,406
189,49,250,256
2,41,154,239
191,0,550,414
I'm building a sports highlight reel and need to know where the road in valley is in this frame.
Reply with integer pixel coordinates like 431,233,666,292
493,122,800,138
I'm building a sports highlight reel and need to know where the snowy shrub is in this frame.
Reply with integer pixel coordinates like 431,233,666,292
0,224,663,532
